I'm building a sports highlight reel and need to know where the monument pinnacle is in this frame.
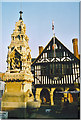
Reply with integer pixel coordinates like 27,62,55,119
19,11,23,20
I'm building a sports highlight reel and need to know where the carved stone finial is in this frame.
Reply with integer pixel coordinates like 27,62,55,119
19,11,23,20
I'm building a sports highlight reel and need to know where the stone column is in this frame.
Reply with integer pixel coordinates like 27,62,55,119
50,88,55,106
64,88,69,102
7,55,10,71
50,93,54,106
35,88,42,102
8,60,10,71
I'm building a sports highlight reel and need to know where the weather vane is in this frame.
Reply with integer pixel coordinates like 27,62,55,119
19,0,23,20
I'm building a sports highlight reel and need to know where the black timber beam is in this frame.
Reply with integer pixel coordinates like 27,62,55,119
34,83,80,89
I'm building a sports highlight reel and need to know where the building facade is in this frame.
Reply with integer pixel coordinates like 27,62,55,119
32,37,80,105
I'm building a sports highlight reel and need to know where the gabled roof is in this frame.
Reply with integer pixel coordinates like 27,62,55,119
32,37,80,66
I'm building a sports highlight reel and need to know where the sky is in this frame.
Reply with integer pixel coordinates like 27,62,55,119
0,1,80,72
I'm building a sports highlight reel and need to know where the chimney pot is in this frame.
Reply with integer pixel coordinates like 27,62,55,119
39,46,43,55
72,38,79,59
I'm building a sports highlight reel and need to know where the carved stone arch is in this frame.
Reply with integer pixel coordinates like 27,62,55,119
54,87,64,92
10,49,22,71
40,88,50,105
67,88,79,103
39,87,50,95
53,87,64,106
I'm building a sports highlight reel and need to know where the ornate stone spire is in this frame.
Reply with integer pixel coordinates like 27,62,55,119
3,11,33,82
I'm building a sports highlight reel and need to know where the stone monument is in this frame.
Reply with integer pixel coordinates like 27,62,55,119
1,11,34,112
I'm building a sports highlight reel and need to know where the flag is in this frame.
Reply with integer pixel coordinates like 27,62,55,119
52,20,54,30
52,44,56,50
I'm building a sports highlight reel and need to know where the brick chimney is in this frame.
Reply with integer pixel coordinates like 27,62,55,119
39,46,43,55
72,38,79,59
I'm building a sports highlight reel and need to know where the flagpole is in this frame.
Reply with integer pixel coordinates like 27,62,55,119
54,33,55,57
52,20,57,81
52,20,55,57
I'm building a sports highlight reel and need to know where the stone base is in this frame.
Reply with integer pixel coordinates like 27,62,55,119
1,90,34,111
1,102,27,111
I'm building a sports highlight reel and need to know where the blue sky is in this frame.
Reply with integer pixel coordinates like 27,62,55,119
0,1,80,72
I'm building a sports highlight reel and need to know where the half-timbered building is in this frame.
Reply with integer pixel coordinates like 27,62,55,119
31,37,80,106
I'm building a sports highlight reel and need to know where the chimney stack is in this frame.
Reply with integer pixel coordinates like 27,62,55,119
39,46,43,55
72,38,79,59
